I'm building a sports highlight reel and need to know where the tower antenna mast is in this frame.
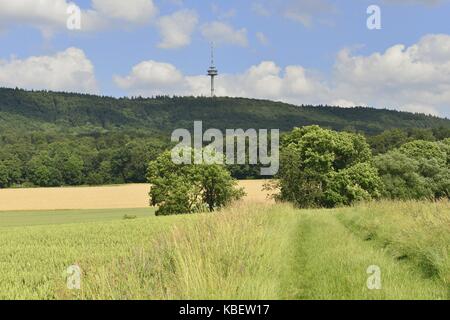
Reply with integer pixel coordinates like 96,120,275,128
207,42,218,97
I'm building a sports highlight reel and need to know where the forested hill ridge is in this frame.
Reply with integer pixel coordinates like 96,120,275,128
1,87,449,135
1,87,450,187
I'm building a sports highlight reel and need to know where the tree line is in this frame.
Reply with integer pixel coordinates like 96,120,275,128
0,126,449,189
274,126,450,208
0,131,168,188
147,125,450,215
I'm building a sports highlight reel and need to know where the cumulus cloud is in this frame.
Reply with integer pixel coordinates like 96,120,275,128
201,22,248,47
156,9,198,49
332,34,450,116
113,60,184,93
0,48,98,94
114,59,328,103
91,0,158,24
0,0,158,37
0,0,99,37
114,34,450,117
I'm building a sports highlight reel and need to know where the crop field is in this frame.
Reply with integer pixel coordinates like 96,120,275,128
0,199,448,300
0,180,272,212
0,208,156,228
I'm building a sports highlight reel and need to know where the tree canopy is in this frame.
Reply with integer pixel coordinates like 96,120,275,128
275,126,383,208
374,140,450,200
147,150,245,215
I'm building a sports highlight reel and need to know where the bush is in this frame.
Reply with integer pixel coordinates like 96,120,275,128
147,150,245,215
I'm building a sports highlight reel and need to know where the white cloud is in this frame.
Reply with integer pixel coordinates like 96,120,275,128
201,22,248,47
0,0,97,36
113,60,184,93
0,0,158,37
114,59,328,103
0,48,98,94
114,34,450,117
91,0,158,24
156,9,198,49
332,34,450,116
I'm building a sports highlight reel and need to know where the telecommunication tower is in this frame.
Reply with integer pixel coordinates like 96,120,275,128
207,43,218,97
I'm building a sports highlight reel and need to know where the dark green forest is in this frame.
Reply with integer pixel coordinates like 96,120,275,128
0,87,449,188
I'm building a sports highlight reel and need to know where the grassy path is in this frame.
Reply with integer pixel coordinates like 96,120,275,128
285,212,447,300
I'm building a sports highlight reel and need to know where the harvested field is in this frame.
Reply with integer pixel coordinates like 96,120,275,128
0,180,273,211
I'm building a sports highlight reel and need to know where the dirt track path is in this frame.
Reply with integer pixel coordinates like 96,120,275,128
285,213,447,300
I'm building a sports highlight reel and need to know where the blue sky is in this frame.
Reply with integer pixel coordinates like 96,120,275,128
0,0,449,117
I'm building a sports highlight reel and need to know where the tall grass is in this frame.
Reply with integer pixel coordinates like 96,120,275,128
77,203,300,300
1,201,448,300
337,200,450,289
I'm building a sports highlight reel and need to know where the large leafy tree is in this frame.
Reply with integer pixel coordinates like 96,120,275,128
147,150,245,216
276,126,383,208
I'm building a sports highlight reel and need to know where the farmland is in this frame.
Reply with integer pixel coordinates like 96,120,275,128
0,191,448,299
0,180,272,212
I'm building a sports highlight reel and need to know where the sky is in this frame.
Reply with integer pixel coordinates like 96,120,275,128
0,0,450,117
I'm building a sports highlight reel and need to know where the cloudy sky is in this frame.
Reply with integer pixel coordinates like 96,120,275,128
0,0,450,117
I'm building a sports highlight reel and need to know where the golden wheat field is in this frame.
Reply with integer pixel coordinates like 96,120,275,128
0,180,273,211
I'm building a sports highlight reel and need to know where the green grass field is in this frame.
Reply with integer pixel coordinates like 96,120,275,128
0,201,448,300
0,208,156,228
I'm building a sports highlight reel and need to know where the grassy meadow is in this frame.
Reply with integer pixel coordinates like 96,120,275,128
0,199,448,300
